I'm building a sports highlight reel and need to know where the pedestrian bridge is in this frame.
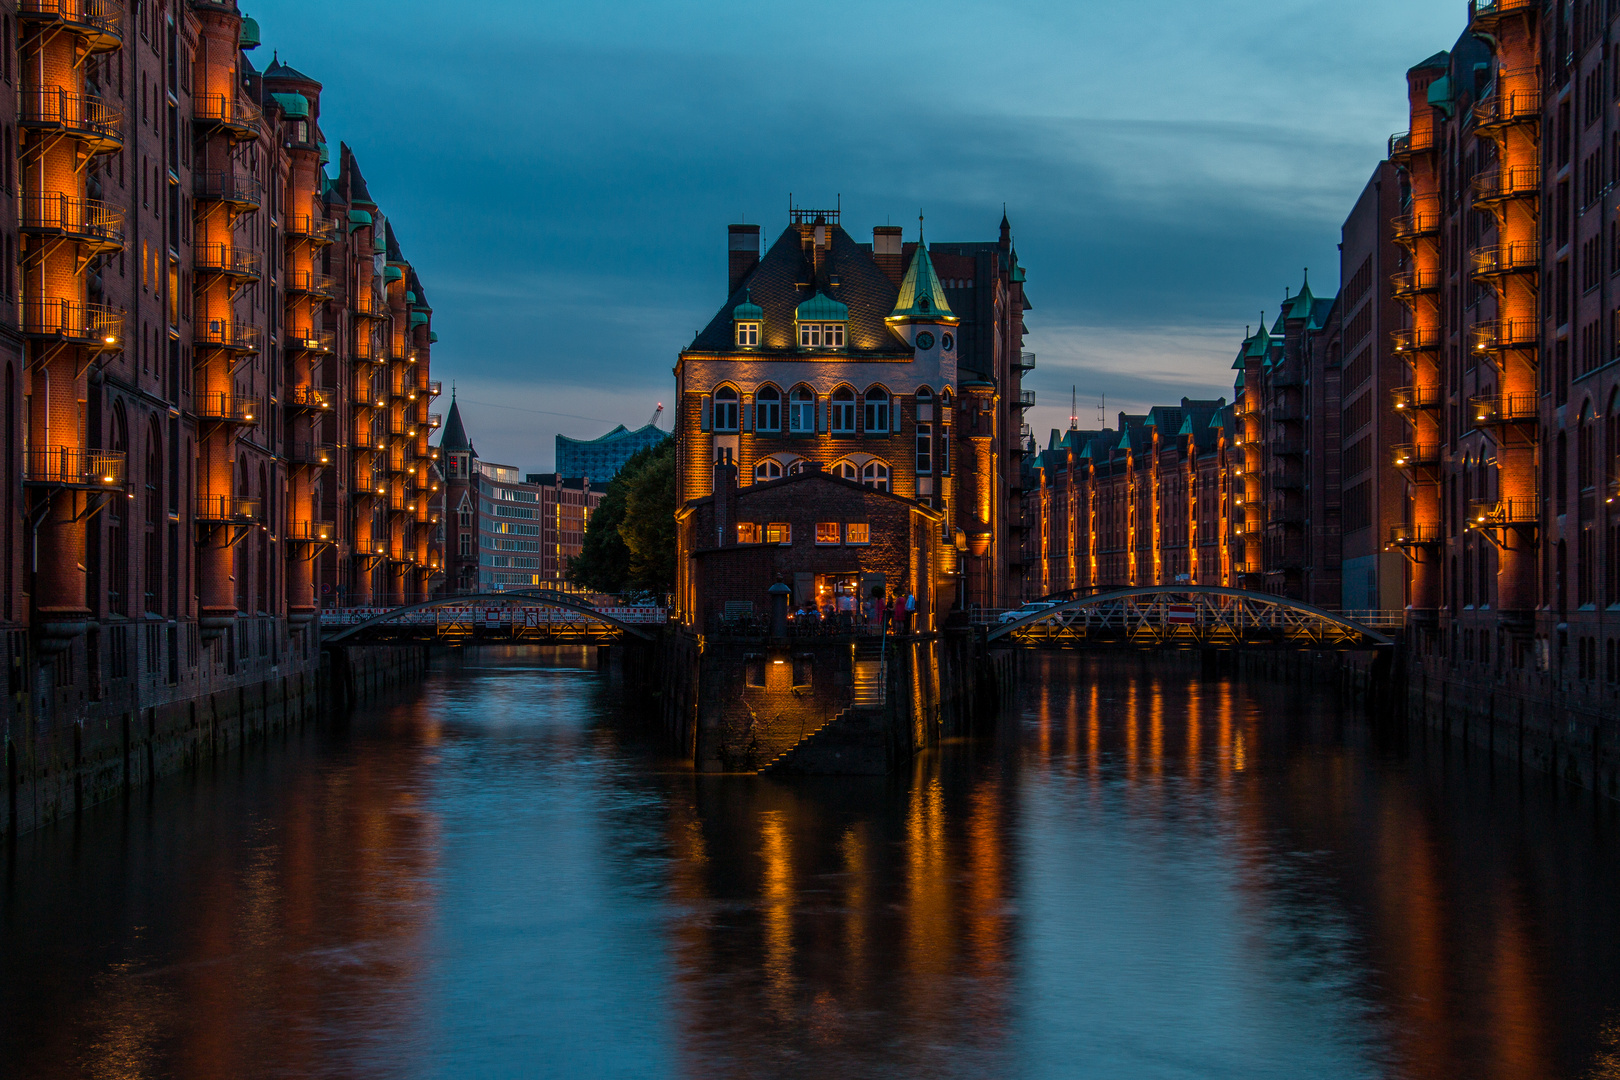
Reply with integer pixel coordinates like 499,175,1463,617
986,586,1393,651
320,592,662,645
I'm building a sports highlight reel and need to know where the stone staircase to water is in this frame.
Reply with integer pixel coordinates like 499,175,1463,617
761,638,891,775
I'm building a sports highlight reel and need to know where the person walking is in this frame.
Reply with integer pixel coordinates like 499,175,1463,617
882,591,895,635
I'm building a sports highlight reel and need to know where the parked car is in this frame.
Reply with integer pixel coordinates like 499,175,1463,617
997,601,1059,624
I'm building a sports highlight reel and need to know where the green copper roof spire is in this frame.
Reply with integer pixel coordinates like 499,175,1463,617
887,215,958,324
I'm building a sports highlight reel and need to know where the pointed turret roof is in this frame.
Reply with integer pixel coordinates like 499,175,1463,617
439,393,472,453
888,231,957,324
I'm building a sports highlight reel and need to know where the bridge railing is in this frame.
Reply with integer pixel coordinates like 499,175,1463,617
322,604,667,628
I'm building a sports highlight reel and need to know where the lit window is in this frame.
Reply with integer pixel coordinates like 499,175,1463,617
756,385,781,431
861,461,890,492
764,522,791,544
846,523,870,544
799,322,845,348
815,522,840,545
714,387,739,431
737,522,761,544
834,461,859,481
755,459,782,482
789,387,815,433
864,387,889,433
916,423,932,474
831,388,856,433
735,321,759,347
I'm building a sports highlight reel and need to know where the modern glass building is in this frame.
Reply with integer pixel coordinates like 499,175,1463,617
555,423,668,482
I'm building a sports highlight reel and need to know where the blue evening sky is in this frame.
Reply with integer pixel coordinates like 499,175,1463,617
247,0,1460,470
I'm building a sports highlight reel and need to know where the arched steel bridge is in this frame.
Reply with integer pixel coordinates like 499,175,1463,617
987,586,1393,651
321,591,658,645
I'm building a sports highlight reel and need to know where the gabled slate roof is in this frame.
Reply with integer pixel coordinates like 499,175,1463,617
687,224,908,355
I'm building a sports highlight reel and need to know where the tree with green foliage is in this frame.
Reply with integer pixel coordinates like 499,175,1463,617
567,436,676,596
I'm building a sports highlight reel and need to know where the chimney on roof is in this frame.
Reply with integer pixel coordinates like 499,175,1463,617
873,226,904,286
728,224,760,296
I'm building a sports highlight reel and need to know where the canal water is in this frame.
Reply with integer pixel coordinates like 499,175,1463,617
3,648,1619,1079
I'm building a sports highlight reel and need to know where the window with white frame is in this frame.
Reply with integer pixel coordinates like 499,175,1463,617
861,460,890,492
916,423,932,473
834,460,859,481
815,522,840,545
940,428,951,474
831,387,856,433
714,386,739,431
735,321,759,347
755,458,782,482
789,386,815,433
864,387,889,433
799,322,845,348
756,385,781,431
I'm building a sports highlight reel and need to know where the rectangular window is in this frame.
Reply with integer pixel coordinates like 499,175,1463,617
940,429,951,474
846,523,871,544
916,423,932,473
831,398,856,433
825,323,844,348
789,395,814,433
798,322,844,348
735,322,759,347
764,522,791,544
815,522,840,545
757,396,780,431
459,532,472,556
801,322,821,347
737,522,761,544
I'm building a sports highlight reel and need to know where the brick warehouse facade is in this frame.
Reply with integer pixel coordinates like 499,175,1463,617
2,1,442,833
674,204,1031,620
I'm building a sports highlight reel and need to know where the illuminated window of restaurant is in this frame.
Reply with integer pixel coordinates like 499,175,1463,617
737,522,761,544
764,522,791,544
845,523,870,545
815,522,840,545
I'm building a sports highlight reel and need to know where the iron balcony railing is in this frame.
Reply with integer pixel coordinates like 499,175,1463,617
1469,318,1538,353
284,270,337,297
195,494,260,523
1472,165,1541,205
285,326,335,354
19,0,124,49
391,379,419,402
194,242,261,280
1269,370,1303,388
284,214,339,245
1391,385,1442,412
20,193,124,251
19,89,123,149
428,413,443,429
1389,522,1442,546
427,380,443,397
1270,439,1305,457
353,468,385,495
1018,351,1036,371
1271,467,1306,490
388,416,420,438
1391,205,1441,241
1473,88,1541,128
286,385,331,411
353,427,387,451
1470,241,1538,278
288,441,335,467
194,392,260,425
1466,497,1539,527
1468,392,1537,427
1471,0,1539,28
22,447,125,487
195,319,262,352
287,520,336,543
194,169,263,208
1391,266,1440,296
1392,442,1441,470
1388,128,1437,160
192,93,262,136
21,299,123,346
1391,326,1440,353
353,294,387,319
1018,389,1036,408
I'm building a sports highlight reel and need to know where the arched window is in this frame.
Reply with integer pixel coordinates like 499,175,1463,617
787,458,808,474
713,386,739,432
834,460,859,481
830,387,856,433
756,385,781,432
861,460,890,492
863,386,889,433
789,386,815,433
755,458,782,482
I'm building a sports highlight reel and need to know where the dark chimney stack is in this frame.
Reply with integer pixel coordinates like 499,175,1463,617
728,224,761,296
872,226,904,286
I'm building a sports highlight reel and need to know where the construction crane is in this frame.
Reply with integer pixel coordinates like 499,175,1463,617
649,403,664,428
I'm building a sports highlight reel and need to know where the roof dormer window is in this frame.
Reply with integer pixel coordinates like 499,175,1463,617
795,291,849,350
736,322,759,347
800,322,844,349
732,290,763,350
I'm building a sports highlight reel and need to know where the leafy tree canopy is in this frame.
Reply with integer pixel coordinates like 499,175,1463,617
568,436,675,596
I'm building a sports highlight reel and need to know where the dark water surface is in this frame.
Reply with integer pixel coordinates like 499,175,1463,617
3,648,1619,1079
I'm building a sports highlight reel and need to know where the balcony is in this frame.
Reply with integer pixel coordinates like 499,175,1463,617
194,170,263,210
391,379,419,403
1388,128,1436,162
388,416,420,438
20,194,123,254
353,294,388,320
1391,266,1439,298
1392,442,1441,471
194,392,260,426
1470,0,1538,31
1018,351,1036,372
1473,88,1541,130
22,447,125,488
194,242,261,282
427,380,443,397
1471,242,1538,279
1469,392,1537,428
1391,325,1440,354
353,469,385,496
1392,385,1441,412
1017,389,1036,409
1269,401,1304,422
192,93,262,140
287,520,336,543
195,494,260,524
286,385,331,411
22,299,123,348
19,89,123,153
1391,205,1441,242
288,441,335,467
1389,522,1441,547
428,412,443,430
195,319,261,353
1469,318,1537,354
1271,466,1306,490
1466,497,1539,528
1472,165,1541,207
1270,438,1305,457
18,0,123,53
284,270,337,298
285,215,338,245
285,326,335,354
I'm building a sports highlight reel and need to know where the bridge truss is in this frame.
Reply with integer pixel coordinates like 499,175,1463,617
986,586,1392,651
321,592,659,645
